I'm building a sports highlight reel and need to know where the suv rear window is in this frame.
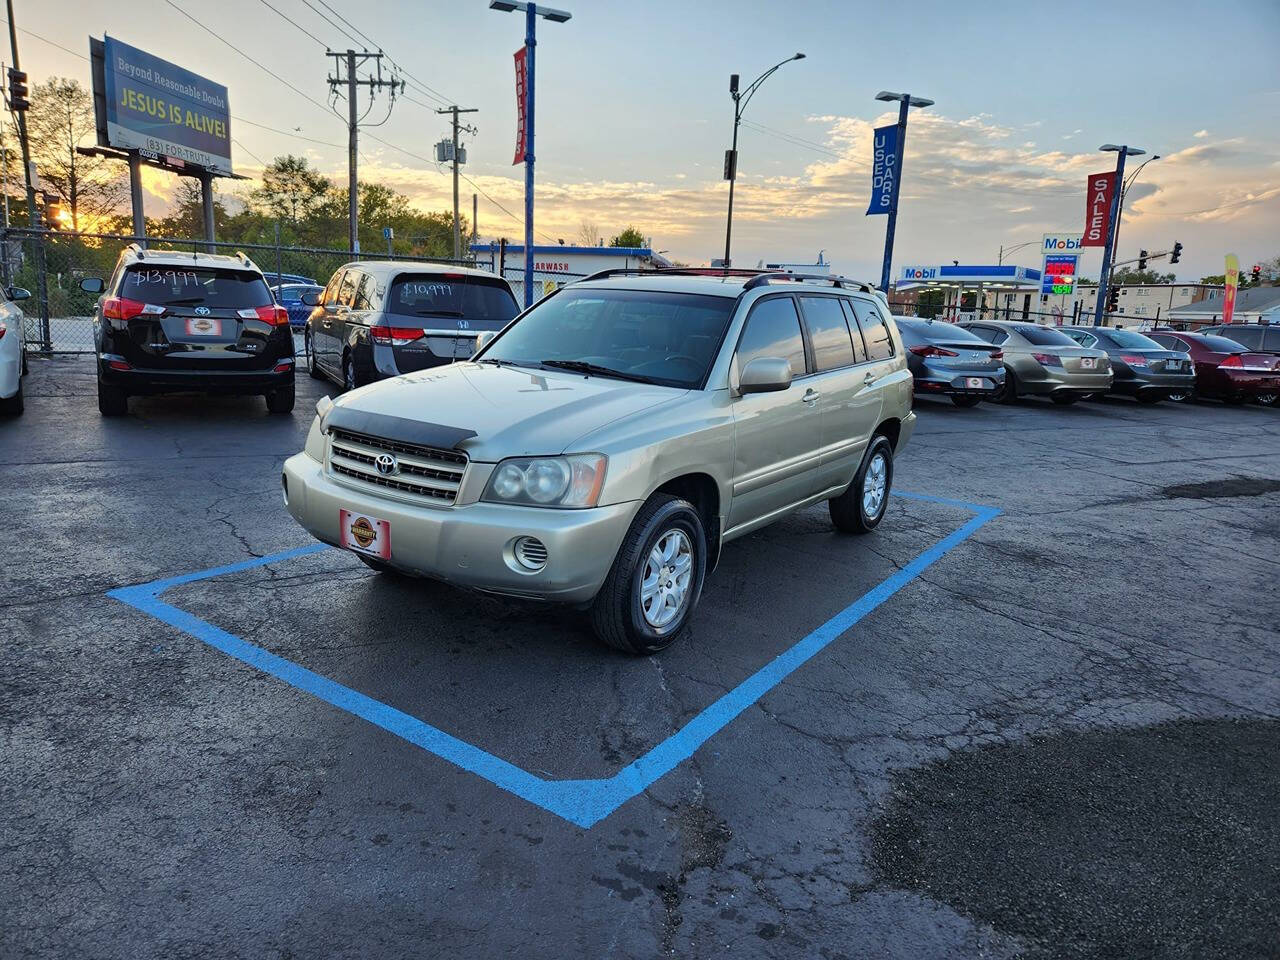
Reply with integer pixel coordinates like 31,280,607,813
121,266,271,309
1208,327,1260,350
1197,334,1250,353
849,299,895,360
388,274,518,322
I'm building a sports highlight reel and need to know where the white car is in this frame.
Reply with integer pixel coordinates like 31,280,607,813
0,285,31,415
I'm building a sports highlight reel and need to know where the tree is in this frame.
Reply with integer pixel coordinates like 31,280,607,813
24,77,127,230
151,179,229,238
1110,266,1176,286
577,220,601,246
610,225,646,248
249,155,331,224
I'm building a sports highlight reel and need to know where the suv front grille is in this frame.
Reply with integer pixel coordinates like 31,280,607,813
328,427,467,505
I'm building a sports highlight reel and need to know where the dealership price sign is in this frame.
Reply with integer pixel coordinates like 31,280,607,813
1041,254,1079,295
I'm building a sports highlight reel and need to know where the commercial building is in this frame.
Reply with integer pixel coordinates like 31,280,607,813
1164,286,1280,328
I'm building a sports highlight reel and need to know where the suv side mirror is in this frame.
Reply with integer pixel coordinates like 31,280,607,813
6,286,30,302
300,291,320,306
473,330,496,354
79,277,105,294
738,356,792,394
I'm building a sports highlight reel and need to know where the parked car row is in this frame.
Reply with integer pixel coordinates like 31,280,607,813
897,315,1279,408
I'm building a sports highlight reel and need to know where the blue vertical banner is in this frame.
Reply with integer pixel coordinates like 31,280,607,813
866,123,899,216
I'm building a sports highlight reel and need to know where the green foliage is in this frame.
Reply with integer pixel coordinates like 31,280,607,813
609,226,646,248
1110,266,1177,285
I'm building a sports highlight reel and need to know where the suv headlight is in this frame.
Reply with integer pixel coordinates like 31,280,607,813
316,394,334,432
482,454,607,508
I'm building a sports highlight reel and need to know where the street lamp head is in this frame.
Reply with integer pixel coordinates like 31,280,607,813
908,96,934,108
793,52,806,60
488,0,519,9
875,91,902,102
489,0,572,19
542,7,572,22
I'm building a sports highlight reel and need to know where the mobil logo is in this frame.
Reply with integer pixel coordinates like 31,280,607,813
901,266,937,280
1043,234,1084,253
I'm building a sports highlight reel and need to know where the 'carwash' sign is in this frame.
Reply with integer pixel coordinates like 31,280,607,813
866,124,899,215
99,36,232,174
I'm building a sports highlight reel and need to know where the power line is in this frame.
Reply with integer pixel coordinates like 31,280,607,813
299,0,364,48
256,0,328,47
740,119,843,159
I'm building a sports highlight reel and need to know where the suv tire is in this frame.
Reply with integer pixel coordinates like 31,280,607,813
342,352,357,393
830,434,893,534
97,378,128,417
590,494,706,655
265,384,295,414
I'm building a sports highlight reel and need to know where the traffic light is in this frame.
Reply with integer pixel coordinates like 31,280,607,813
6,68,28,112
1170,241,1182,265
1107,288,1119,314
1252,264,1262,286
1137,250,1148,271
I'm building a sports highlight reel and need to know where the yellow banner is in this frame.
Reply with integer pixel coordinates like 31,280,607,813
1223,253,1240,325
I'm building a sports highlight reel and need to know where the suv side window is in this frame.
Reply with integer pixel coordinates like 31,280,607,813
850,299,896,360
353,273,376,311
838,299,869,362
1265,328,1280,352
337,270,359,307
322,269,345,306
1222,326,1259,349
736,296,807,379
798,295,855,371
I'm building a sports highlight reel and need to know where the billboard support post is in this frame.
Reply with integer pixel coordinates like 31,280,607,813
128,153,145,242
199,170,215,245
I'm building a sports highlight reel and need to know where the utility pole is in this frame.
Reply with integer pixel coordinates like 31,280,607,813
326,50,401,254
5,0,36,229
436,105,478,261
472,193,478,252
1093,143,1146,325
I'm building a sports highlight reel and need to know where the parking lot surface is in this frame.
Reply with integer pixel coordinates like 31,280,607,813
4,355,1279,959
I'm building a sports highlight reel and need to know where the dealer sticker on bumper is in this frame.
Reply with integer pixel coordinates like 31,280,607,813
339,509,391,560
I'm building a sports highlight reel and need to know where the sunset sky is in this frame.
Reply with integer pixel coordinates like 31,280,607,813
12,0,1280,280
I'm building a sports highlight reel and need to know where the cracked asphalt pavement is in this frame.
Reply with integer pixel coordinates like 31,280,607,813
3,355,1278,959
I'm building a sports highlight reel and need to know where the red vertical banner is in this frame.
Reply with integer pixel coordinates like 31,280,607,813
1082,171,1116,247
512,46,528,165
1222,254,1240,325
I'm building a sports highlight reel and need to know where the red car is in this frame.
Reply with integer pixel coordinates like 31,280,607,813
1146,329,1280,404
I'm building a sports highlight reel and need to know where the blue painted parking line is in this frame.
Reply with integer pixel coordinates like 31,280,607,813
108,491,1000,828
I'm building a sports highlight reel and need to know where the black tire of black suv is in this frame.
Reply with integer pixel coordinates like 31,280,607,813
97,378,127,417
306,330,324,380
0,376,22,415
951,394,982,408
830,434,894,535
590,494,707,656
265,384,295,414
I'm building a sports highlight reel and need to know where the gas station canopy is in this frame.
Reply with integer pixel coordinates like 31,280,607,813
896,264,1042,288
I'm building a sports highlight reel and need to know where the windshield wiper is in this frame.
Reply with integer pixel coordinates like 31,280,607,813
411,309,465,317
164,297,206,306
539,359,655,384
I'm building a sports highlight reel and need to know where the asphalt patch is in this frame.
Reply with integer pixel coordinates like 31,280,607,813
870,718,1280,960
1160,476,1280,501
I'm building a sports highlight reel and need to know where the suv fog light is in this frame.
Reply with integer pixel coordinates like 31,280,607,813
512,536,548,572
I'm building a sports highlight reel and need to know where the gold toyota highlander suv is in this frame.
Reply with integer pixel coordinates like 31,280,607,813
282,269,916,654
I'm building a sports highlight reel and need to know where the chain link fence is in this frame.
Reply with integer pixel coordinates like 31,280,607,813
2,227,474,355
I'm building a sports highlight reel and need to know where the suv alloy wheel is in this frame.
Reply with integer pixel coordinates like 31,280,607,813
830,434,894,534
590,494,707,655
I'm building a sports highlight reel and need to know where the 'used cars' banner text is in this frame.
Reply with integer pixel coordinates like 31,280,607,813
866,124,898,215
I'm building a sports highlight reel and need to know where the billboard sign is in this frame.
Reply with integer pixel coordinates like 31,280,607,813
1082,171,1116,247
1041,254,1078,295
97,36,231,174
865,124,898,216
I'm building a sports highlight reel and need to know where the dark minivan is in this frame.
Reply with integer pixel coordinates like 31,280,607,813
303,262,520,391
85,245,295,417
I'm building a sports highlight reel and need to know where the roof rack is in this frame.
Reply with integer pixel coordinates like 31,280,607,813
741,272,878,294
580,266,766,283
125,241,145,260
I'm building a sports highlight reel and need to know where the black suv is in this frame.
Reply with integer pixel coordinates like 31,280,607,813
83,244,296,416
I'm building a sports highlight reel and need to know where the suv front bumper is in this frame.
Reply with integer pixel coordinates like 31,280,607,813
282,452,639,604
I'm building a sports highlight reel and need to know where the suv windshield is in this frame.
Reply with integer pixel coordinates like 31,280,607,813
480,287,737,388
1105,329,1163,349
1015,324,1078,347
388,274,518,322
121,266,271,309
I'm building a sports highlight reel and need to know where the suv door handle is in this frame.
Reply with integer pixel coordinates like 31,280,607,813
863,372,877,386
801,388,820,404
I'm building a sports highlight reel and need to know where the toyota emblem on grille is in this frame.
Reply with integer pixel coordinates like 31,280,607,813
194,306,211,316
375,453,398,476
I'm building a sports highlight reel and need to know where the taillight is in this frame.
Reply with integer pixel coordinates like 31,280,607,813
1120,354,1148,367
1032,352,1063,367
370,325,425,346
240,305,290,325
108,359,132,371
1220,354,1243,368
0,320,6,339
908,344,959,358
990,350,1003,361
102,297,155,320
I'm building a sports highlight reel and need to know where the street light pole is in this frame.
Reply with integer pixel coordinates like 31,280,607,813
1093,143,1146,325
721,53,805,268
1107,153,1159,286
874,91,934,292
490,1,571,308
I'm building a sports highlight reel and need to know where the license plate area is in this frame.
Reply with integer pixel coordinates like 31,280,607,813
184,316,223,337
965,377,987,390
1079,357,1097,369
339,508,391,560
